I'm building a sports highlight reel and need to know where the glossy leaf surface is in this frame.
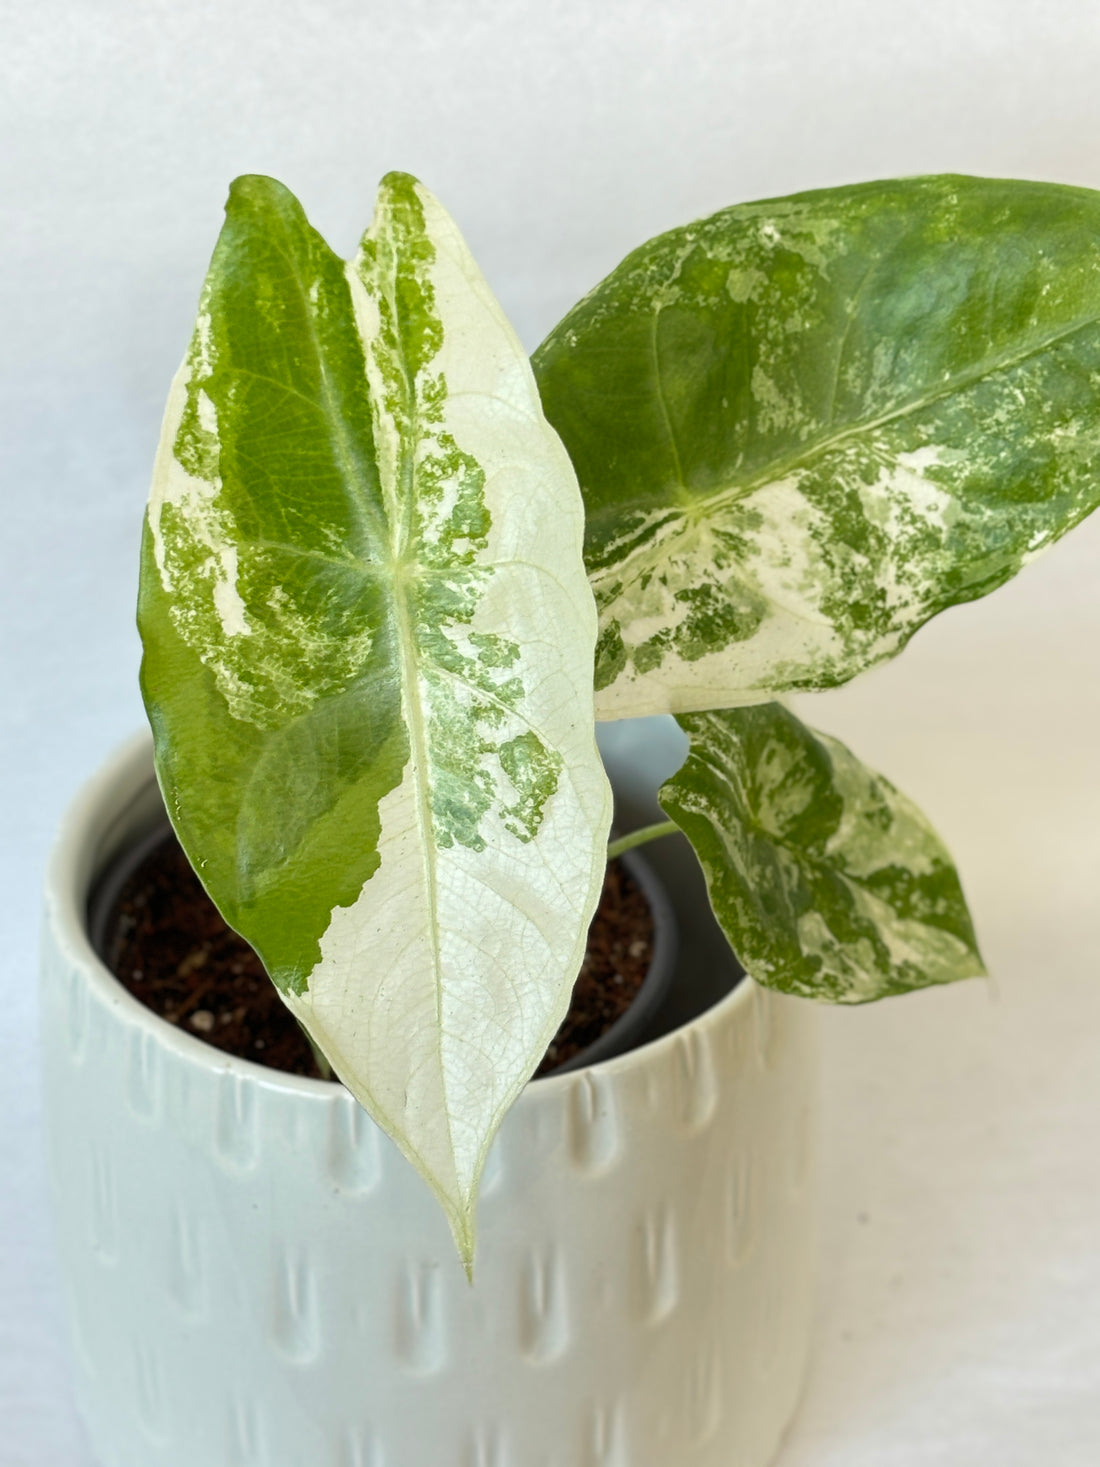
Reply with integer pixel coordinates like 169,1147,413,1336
660,705,986,1002
139,173,611,1265
534,176,1100,716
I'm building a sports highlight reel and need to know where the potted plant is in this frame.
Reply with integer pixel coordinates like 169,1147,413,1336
41,171,1100,1467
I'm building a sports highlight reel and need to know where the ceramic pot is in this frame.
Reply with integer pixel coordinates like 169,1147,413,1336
41,725,818,1467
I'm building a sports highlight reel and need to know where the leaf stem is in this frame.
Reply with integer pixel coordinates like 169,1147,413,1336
298,1021,334,1081
606,819,679,862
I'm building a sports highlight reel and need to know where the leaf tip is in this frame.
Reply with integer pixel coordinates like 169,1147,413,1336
378,169,427,207
448,1207,477,1283
225,172,297,212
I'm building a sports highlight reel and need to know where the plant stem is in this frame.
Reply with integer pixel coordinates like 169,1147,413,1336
606,819,678,862
298,1021,334,1081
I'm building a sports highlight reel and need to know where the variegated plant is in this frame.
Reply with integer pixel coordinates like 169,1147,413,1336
140,171,1100,1264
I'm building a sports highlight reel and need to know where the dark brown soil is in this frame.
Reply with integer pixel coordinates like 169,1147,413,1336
535,856,653,1077
100,831,654,1080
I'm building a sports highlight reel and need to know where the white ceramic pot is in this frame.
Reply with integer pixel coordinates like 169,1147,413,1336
41,727,819,1467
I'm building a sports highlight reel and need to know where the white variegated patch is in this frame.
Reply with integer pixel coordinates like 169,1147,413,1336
593,434,979,719
148,369,245,640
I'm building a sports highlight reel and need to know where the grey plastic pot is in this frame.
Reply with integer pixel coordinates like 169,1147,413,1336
41,723,819,1467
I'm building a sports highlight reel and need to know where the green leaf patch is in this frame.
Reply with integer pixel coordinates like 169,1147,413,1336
534,175,1100,717
660,704,986,1002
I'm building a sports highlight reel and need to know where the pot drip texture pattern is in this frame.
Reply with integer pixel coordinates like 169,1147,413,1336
41,734,818,1467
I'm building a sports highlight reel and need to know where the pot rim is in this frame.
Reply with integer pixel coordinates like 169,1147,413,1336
46,729,754,1105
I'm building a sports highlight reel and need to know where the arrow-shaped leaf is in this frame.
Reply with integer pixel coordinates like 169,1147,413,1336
534,175,1100,717
139,173,612,1266
660,705,985,1002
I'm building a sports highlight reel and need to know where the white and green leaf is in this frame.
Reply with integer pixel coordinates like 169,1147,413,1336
533,175,1100,717
659,705,986,1002
139,172,612,1267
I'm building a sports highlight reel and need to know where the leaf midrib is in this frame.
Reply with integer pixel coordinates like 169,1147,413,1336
364,209,457,1182
596,306,1100,563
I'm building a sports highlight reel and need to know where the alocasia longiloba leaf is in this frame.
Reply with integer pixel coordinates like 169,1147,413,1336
139,173,612,1267
533,175,1100,718
660,704,986,1002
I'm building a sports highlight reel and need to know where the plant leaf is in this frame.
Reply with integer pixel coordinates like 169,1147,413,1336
139,173,612,1266
659,705,986,1002
533,175,1100,717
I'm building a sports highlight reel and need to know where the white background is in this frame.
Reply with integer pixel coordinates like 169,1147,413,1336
3,1,1099,1461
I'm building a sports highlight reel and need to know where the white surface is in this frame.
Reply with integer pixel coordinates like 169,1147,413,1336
2,2,1099,1463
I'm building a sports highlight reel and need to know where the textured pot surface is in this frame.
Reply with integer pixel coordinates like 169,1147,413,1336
42,729,819,1467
